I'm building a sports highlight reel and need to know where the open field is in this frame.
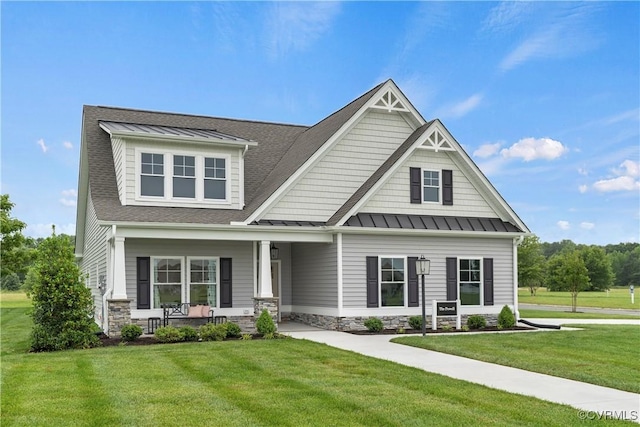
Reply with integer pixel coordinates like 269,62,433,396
518,309,640,319
519,287,638,310
1,295,631,426
393,325,640,394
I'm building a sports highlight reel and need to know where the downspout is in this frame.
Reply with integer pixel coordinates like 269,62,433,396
102,225,117,335
513,235,524,319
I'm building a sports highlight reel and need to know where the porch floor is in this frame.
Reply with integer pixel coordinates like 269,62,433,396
277,321,325,333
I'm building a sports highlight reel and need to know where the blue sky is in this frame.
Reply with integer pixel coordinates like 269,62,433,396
1,1,638,245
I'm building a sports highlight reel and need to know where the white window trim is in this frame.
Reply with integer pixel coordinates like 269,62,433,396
378,255,407,308
422,168,442,204
150,256,185,310
135,147,231,205
458,256,484,307
186,256,220,308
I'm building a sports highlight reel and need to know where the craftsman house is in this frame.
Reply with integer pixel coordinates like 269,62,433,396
75,79,529,336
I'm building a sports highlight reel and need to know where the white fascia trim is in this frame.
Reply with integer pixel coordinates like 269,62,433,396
334,121,439,226
100,124,258,148
329,226,527,239
100,221,335,242
243,80,426,225
74,125,90,257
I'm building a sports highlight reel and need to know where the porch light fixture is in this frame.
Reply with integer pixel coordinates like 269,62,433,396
416,255,430,336
270,243,279,260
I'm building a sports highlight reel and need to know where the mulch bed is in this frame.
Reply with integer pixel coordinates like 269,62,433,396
348,326,534,335
97,333,266,347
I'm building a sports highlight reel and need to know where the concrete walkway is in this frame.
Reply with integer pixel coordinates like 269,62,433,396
519,303,640,317
281,322,640,421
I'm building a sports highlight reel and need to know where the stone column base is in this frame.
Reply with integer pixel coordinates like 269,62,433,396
107,299,132,338
253,297,279,331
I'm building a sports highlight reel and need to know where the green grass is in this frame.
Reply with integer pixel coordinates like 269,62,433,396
518,309,640,319
2,304,631,425
519,287,638,310
393,325,640,394
0,291,32,308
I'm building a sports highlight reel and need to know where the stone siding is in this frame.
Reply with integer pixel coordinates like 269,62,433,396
107,299,132,337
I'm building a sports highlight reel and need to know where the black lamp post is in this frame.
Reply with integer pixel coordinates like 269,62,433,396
416,255,431,336
270,243,279,260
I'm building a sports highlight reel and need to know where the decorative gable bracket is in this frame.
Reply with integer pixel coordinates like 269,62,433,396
370,89,410,112
418,128,455,152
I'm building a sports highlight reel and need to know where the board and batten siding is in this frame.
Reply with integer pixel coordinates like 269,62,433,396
341,234,514,308
80,194,109,318
111,137,126,204
263,110,416,222
123,138,241,209
291,241,338,308
124,239,254,309
361,149,497,217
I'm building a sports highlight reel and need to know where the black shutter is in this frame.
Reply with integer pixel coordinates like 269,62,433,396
410,167,422,204
443,169,453,205
136,257,150,309
483,258,494,306
366,256,379,307
446,257,457,301
220,258,232,308
408,257,419,307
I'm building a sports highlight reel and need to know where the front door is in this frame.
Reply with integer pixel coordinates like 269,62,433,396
271,261,281,322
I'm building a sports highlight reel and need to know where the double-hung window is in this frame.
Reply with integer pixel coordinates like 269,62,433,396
380,257,405,307
141,153,165,197
423,169,440,203
204,157,226,200
188,258,217,306
152,258,183,308
459,258,481,305
173,155,196,198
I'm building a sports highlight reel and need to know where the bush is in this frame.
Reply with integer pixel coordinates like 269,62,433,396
179,325,199,342
154,326,183,343
497,305,516,329
467,315,486,330
363,317,383,333
120,324,143,342
29,232,99,352
241,333,253,340
256,310,276,335
408,315,423,330
224,322,242,338
200,323,227,341
1,272,21,291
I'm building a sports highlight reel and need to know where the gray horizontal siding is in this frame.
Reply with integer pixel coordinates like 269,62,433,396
291,241,338,308
124,239,254,308
341,234,513,308
79,195,109,319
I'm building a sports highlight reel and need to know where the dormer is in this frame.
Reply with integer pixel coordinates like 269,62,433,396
99,121,257,209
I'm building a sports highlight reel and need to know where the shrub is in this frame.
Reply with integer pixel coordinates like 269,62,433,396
224,322,242,338
1,272,21,291
441,324,453,331
200,323,227,341
363,317,383,333
408,315,423,330
179,325,199,342
29,232,99,352
241,333,253,340
263,332,275,340
497,305,516,329
256,310,276,335
154,326,183,343
467,315,486,330
120,324,143,342
397,327,406,334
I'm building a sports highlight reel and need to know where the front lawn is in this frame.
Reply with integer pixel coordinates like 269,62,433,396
519,287,638,310
1,298,630,426
518,309,640,320
393,325,640,393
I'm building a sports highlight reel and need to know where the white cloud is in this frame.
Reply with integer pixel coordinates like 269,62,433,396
63,141,73,149
37,138,48,153
443,93,483,119
482,2,535,34
579,185,588,194
578,166,588,176
473,142,501,159
593,159,640,193
59,189,77,207
500,137,568,161
557,220,570,230
580,222,595,230
265,2,340,60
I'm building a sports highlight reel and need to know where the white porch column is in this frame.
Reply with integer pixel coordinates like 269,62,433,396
112,236,128,299
258,240,273,298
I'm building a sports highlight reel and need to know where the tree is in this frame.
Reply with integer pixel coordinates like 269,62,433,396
0,194,35,287
518,235,546,295
579,246,614,291
621,246,640,287
541,239,577,258
29,229,99,351
551,251,591,312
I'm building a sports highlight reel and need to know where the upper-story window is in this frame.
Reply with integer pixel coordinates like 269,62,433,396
138,150,229,203
173,155,196,198
141,153,165,197
423,170,440,203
